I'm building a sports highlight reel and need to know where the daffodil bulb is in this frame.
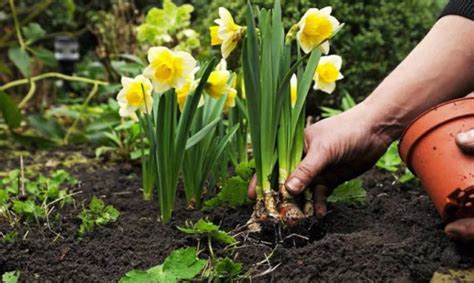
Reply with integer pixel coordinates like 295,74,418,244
117,75,153,119
143,46,197,93
313,55,343,94
297,7,341,54
290,74,298,108
210,7,243,59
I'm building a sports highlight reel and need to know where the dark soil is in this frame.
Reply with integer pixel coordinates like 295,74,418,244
1,148,473,282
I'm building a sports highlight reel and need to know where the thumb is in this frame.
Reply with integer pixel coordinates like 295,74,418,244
456,129,474,154
285,149,328,195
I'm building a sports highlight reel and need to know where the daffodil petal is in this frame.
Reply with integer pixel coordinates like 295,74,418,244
216,59,227,71
329,16,340,30
319,41,330,55
317,81,336,94
324,55,342,69
219,7,235,27
296,32,313,54
313,73,319,90
121,76,134,88
221,38,238,59
320,6,332,16
147,46,171,65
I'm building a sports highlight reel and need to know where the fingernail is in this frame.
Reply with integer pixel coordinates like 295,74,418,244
457,132,467,143
285,177,304,193
467,130,474,139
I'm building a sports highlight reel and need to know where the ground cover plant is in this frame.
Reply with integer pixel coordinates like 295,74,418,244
3,0,474,282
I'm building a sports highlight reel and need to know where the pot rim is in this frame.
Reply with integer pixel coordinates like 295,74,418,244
399,97,474,168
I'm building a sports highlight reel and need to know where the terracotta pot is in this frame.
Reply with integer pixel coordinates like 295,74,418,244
399,97,474,222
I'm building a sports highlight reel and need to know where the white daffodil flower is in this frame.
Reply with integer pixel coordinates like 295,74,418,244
313,55,344,94
297,7,341,54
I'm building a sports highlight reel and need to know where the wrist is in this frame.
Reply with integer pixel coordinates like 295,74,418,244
358,94,406,146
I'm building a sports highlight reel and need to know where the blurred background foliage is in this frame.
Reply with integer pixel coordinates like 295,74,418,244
0,0,447,149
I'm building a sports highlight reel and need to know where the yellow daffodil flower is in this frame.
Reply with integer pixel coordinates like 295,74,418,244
205,70,231,99
290,74,297,107
224,88,237,111
205,59,236,100
117,75,153,119
313,55,343,94
143,46,196,93
176,76,193,112
175,77,205,112
211,7,243,59
297,7,341,54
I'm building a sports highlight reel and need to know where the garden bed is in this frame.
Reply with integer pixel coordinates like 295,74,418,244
1,148,473,282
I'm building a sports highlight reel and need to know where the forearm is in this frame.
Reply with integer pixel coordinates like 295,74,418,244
362,16,474,144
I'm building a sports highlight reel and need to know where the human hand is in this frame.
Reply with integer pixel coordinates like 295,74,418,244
248,102,393,217
444,129,474,242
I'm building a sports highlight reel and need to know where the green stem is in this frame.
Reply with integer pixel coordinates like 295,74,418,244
8,0,25,49
0,72,108,92
63,83,99,144
18,79,36,108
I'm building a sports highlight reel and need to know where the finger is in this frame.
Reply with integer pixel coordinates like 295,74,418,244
247,174,257,200
285,148,328,195
456,129,474,154
313,184,328,219
445,218,474,242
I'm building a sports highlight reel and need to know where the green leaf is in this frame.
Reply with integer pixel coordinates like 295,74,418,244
0,91,22,129
119,248,205,283
162,247,207,280
204,176,249,209
235,160,255,181
215,257,242,279
30,47,57,67
0,189,8,204
151,266,177,283
22,22,46,44
95,146,115,159
28,115,64,139
119,270,155,283
328,179,367,205
89,196,105,211
0,60,12,76
320,106,342,118
376,142,401,172
185,117,221,150
78,196,120,237
399,168,417,184
2,271,20,283
8,47,31,77
178,219,237,245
